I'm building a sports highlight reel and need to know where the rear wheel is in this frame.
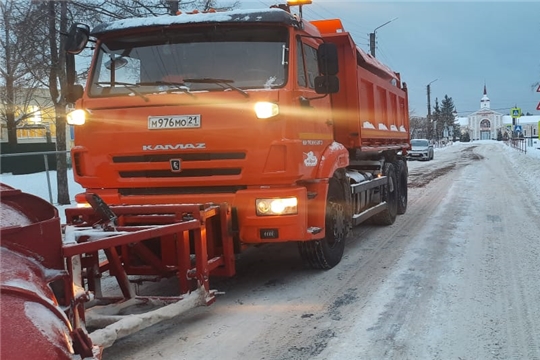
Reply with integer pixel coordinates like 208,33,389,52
298,177,347,270
371,162,398,225
395,160,408,215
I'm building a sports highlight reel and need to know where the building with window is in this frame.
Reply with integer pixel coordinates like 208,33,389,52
0,87,57,144
464,85,539,141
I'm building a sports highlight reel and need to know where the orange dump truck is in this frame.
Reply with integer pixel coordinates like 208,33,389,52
65,1,410,271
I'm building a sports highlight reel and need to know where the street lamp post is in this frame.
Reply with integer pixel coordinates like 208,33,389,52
369,17,398,57
426,79,438,142
452,110,458,142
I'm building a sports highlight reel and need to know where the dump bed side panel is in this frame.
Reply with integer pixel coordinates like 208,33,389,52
312,20,409,150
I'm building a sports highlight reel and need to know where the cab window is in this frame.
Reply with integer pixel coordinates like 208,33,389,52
296,40,319,89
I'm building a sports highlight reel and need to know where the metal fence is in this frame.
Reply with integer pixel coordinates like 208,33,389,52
505,138,527,153
0,150,70,203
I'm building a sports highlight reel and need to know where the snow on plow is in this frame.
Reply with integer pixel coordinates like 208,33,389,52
0,183,235,359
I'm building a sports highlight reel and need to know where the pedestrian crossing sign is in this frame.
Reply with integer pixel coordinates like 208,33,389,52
510,107,522,118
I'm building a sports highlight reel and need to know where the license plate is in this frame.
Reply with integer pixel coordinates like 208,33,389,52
148,115,201,129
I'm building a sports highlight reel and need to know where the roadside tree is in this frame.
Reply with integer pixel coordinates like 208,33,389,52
0,1,47,145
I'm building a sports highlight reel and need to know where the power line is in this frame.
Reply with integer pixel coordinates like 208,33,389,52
375,44,394,68
304,2,372,37
301,5,370,43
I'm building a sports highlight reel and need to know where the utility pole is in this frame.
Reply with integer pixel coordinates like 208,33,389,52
426,79,437,141
369,33,376,58
369,17,397,58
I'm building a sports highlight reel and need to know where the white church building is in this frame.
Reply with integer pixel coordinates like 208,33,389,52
463,86,539,141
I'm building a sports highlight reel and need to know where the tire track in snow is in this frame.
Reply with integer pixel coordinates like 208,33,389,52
262,147,482,359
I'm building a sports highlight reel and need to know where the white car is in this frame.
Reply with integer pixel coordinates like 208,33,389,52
407,139,434,161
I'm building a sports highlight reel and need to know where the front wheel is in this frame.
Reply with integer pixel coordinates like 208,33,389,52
298,177,347,270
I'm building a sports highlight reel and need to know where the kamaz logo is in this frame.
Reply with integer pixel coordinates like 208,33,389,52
142,143,206,151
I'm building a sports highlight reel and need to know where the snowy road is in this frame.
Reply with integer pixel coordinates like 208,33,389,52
101,142,540,360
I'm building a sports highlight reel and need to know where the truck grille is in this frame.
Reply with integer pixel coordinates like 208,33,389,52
113,152,246,163
119,186,247,196
119,168,241,178
113,152,245,179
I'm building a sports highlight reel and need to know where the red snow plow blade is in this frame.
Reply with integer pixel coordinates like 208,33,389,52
0,183,94,359
0,184,235,358
0,247,81,359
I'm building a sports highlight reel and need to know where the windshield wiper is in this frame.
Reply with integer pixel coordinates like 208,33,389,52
182,78,249,98
95,81,149,102
136,81,196,98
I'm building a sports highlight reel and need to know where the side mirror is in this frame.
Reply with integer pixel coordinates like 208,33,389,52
66,84,84,103
314,75,339,94
317,43,338,76
66,23,90,55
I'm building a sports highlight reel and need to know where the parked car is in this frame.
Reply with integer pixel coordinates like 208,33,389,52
407,139,434,161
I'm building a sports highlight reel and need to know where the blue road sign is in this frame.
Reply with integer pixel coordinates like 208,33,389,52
514,125,522,133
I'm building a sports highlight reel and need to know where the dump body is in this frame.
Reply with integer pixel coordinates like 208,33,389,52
311,19,409,151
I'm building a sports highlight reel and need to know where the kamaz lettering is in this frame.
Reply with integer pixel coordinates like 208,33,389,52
142,143,206,151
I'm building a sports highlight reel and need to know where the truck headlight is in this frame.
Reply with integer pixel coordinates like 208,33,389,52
256,197,298,216
254,102,279,119
67,109,86,125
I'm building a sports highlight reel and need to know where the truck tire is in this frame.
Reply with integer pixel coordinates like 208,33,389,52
298,177,346,269
371,162,398,225
395,159,408,215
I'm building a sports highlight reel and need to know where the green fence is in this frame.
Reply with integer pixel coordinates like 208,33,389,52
0,143,58,174
0,149,70,203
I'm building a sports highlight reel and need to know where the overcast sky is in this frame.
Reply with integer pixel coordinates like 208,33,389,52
233,1,540,117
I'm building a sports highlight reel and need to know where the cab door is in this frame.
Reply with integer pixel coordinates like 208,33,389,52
293,38,334,171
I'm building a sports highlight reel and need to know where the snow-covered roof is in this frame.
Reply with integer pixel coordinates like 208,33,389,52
502,115,540,125
460,114,540,126
91,8,299,36
468,108,503,117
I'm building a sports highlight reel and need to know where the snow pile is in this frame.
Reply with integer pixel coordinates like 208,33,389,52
501,141,540,201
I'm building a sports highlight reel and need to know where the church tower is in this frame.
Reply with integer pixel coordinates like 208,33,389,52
467,83,503,140
480,83,490,110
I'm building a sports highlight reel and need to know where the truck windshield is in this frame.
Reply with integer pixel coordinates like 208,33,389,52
89,26,288,97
